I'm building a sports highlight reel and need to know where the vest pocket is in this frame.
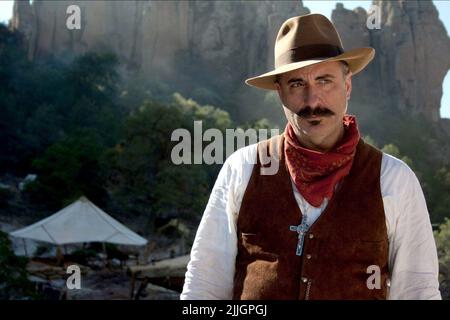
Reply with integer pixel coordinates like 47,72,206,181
240,232,278,262
353,239,389,272
356,239,388,248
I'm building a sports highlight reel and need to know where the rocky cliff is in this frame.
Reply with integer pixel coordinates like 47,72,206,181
333,0,450,122
11,0,309,84
10,0,450,123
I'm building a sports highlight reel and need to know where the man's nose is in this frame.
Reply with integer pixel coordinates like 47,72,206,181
303,84,320,108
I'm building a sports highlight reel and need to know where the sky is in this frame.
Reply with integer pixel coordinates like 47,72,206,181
0,0,449,118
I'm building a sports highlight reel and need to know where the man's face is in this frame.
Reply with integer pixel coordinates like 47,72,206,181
275,61,352,151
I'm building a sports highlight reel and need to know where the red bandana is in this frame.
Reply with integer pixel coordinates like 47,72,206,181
284,115,361,207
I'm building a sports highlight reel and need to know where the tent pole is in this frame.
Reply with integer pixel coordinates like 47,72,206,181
102,242,107,257
102,242,108,268
22,239,28,257
130,272,136,300
56,246,63,266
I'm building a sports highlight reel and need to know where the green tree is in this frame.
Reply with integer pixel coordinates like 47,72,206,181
362,135,378,148
381,144,414,168
0,25,66,173
103,101,185,222
63,52,124,147
0,25,123,174
172,92,232,131
426,166,450,223
434,218,450,299
153,164,209,220
105,95,236,229
26,129,108,211
0,231,37,299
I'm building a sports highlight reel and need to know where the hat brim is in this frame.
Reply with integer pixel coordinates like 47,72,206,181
245,47,375,90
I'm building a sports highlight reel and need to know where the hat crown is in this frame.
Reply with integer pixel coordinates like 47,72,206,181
274,14,345,68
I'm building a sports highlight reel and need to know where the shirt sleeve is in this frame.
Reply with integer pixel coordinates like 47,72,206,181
180,145,256,299
382,155,442,300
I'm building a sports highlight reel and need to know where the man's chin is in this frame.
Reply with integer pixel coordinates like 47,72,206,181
296,119,333,143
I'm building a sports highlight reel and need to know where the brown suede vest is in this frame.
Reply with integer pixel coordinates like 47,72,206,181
233,134,389,300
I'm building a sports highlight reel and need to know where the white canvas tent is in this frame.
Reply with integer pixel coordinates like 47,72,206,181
10,196,147,246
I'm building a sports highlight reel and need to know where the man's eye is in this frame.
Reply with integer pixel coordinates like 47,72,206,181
291,82,304,88
318,79,331,84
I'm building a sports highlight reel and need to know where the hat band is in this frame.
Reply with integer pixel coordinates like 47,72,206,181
275,44,344,68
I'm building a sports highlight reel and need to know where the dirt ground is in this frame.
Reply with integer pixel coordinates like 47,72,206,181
63,269,180,300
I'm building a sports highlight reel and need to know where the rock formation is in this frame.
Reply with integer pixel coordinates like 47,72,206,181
333,0,450,122
10,0,450,123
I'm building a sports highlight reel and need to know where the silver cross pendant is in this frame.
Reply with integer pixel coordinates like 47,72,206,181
289,218,309,256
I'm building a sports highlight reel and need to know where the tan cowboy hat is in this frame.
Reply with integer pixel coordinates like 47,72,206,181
245,13,375,90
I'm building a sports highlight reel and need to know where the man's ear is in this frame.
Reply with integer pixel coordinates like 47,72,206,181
275,80,282,97
345,72,353,100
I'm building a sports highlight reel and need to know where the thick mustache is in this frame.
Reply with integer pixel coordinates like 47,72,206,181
296,106,335,118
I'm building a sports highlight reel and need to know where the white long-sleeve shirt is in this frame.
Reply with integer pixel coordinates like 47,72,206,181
181,143,441,300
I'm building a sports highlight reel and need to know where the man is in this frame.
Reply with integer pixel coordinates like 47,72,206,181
181,14,441,300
